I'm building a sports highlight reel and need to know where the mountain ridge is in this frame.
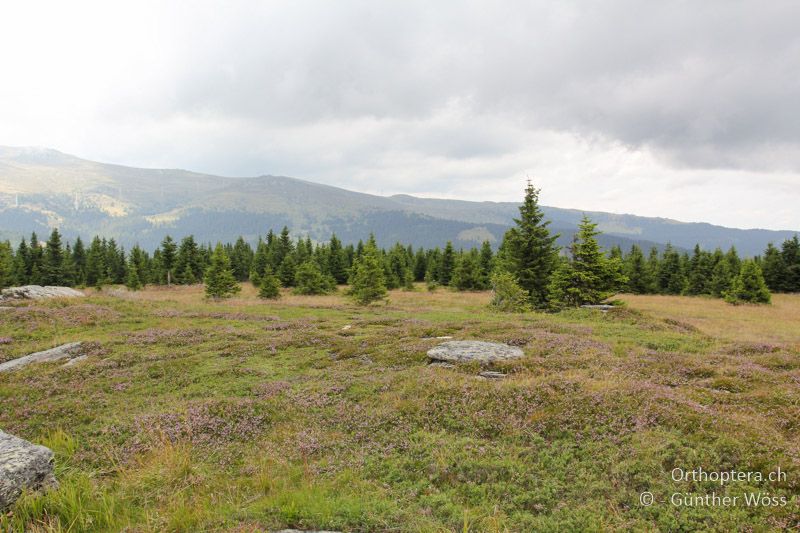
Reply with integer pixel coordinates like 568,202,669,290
0,146,796,255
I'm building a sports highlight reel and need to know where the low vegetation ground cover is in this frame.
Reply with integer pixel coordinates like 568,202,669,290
1,285,798,531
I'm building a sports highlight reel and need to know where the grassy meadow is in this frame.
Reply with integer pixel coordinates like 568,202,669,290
0,285,798,531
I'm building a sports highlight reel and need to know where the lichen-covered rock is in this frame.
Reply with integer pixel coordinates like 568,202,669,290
427,340,524,364
0,285,84,302
0,430,57,511
0,342,84,373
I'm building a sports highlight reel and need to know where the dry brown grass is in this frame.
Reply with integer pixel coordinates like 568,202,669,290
620,293,800,348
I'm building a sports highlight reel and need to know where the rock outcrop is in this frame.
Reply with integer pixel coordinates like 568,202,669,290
0,342,84,373
0,285,84,302
0,430,57,511
427,340,524,364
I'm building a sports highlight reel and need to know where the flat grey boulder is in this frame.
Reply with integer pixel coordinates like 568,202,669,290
0,285,84,302
427,340,524,364
0,430,57,511
0,342,84,373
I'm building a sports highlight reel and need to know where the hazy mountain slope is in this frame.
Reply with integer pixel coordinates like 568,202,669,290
0,147,795,254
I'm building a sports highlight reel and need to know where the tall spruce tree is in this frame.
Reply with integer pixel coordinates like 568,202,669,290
496,182,559,308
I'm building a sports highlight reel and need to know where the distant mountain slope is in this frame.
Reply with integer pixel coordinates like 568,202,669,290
0,146,796,255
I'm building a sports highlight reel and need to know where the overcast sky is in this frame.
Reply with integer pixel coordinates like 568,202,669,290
1,1,799,230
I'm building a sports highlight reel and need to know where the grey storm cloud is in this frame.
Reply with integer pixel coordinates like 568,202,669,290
145,0,800,170
1,0,799,229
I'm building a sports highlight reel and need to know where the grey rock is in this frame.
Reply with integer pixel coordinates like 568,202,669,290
429,361,456,369
62,355,88,367
0,342,84,373
580,304,615,312
0,430,57,511
0,285,84,302
427,340,524,364
479,371,507,379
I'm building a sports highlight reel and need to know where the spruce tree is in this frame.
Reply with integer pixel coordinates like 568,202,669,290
548,216,626,307
204,243,241,299
72,237,87,286
175,236,201,284
450,250,484,291
349,239,388,305
125,255,143,290
478,240,494,288
438,241,456,285
709,257,732,297
277,253,297,287
328,234,348,284
624,245,652,294
258,267,281,299
61,244,77,287
496,182,559,308
761,243,786,292
413,248,428,282
28,232,43,285
686,245,714,295
230,236,254,281
489,271,530,312
85,236,107,288
780,235,800,292
725,260,771,304
13,238,29,285
160,235,177,285
41,228,65,285
293,260,335,295
658,244,686,294
0,242,14,290
180,262,197,284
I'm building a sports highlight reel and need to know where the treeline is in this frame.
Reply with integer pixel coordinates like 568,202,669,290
614,236,800,298
0,187,796,308
0,227,496,293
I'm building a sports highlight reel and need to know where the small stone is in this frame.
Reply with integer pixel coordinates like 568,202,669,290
0,430,58,511
479,371,507,379
429,361,455,369
0,342,84,373
427,340,524,364
341,325,352,330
